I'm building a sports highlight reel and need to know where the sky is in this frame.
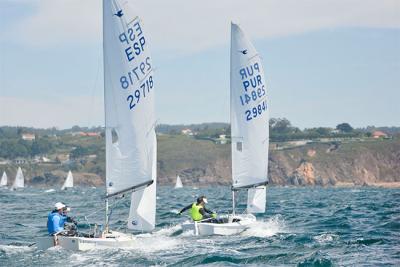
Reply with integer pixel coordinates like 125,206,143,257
0,0,399,129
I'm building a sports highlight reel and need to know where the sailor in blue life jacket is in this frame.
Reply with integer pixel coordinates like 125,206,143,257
47,202,68,235
179,196,221,223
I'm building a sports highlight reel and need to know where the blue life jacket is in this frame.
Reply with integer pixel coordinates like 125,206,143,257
47,211,67,235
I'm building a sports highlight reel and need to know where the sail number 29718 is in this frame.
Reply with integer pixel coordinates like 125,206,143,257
126,75,154,110
245,100,267,121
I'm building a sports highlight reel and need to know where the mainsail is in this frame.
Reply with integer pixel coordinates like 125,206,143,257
0,171,7,186
103,0,157,231
230,23,268,213
174,175,183,188
12,167,24,189
61,171,73,190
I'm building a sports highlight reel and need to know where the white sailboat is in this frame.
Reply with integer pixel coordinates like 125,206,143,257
0,171,7,187
61,171,74,190
37,0,157,251
182,22,269,236
11,167,24,190
174,175,183,189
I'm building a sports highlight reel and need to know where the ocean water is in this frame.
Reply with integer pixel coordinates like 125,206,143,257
0,186,399,266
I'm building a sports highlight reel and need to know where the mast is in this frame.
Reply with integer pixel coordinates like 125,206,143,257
232,190,236,216
102,0,109,233
105,198,109,233
230,20,234,216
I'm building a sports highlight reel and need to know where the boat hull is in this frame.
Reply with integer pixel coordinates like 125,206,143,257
36,231,136,251
181,214,256,236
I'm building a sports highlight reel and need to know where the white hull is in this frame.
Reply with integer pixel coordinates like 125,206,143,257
181,214,256,236
36,231,135,251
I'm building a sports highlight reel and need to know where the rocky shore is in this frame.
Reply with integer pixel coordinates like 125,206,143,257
3,137,399,188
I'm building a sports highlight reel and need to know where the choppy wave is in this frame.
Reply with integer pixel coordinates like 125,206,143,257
241,215,288,237
45,189,56,193
0,186,399,266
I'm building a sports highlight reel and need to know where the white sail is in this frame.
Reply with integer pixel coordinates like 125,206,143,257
0,171,7,186
247,186,266,213
61,171,73,190
12,167,24,189
230,23,268,211
103,0,157,231
174,175,183,188
128,137,156,231
230,22,269,188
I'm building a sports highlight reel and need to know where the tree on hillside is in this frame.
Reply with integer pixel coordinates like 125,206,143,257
70,146,89,159
270,118,300,134
0,140,29,159
71,125,81,132
336,123,353,133
31,139,52,156
314,127,332,136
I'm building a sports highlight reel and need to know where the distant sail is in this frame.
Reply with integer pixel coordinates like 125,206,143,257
61,171,73,190
174,175,183,189
0,171,7,186
12,167,24,189
103,0,157,231
230,23,268,212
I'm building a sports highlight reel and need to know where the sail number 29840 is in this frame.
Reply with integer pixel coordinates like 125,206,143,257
126,75,154,110
245,99,267,121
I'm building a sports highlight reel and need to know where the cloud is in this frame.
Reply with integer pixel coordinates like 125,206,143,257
0,96,104,128
7,0,400,52
9,0,102,47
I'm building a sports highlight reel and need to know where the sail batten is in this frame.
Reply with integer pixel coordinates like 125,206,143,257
103,0,157,231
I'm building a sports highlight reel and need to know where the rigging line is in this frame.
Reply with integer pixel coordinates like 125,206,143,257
146,119,159,137
77,194,127,220
86,47,102,128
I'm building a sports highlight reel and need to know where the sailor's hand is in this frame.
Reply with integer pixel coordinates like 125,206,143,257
177,211,182,216
212,213,217,219
67,216,78,225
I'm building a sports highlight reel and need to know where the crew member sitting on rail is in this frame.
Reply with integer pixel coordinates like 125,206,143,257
179,196,218,222
47,202,68,235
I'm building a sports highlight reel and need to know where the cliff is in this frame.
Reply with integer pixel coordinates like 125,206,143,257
3,136,399,187
268,140,400,186
158,137,400,187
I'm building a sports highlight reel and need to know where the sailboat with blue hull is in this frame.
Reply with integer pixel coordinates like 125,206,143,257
182,22,269,236
36,0,157,250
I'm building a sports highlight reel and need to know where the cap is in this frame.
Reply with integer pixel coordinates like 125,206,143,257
63,206,71,212
54,202,66,210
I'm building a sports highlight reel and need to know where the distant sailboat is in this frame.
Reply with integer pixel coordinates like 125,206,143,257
12,167,24,190
0,171,7,187
61,171,74,190
174,175,183,189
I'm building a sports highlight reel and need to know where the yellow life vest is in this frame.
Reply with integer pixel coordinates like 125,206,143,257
189,203,203,221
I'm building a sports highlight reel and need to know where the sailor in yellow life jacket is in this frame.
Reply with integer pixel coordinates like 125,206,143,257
178,196,217,222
